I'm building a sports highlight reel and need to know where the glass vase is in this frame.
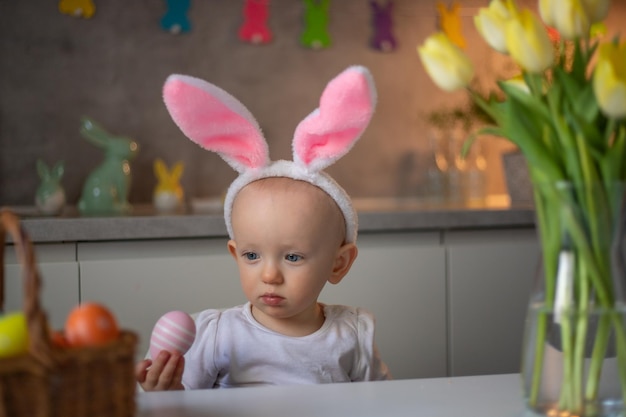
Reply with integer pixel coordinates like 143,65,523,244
521,181,626,417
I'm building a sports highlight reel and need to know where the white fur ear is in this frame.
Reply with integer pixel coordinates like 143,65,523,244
292,66,377,172
163,74,270,173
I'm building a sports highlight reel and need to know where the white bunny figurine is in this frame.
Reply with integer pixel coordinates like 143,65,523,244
162,65,377,243
35,159,66,216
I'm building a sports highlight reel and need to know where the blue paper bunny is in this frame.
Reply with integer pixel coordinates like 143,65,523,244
161,0,191,34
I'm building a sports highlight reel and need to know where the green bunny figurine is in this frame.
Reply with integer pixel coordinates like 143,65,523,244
77,117,139,216
35,159,66,216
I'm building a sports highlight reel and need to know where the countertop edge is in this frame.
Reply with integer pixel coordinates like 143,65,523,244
9,207,537,244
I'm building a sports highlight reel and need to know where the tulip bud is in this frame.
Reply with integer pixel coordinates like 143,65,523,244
505,8,554,73
474,0,515,54
503,75,531,94
593,42,626,119
417,33,475,92
540,0,591,40
538,0,556,27
580,0,610,24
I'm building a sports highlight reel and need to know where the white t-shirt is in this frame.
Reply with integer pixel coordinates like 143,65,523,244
183,302,391,389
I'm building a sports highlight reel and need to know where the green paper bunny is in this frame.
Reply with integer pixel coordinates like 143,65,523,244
77,117,139,216
300,0,331,49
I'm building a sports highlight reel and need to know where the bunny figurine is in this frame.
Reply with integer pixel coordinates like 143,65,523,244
35,159,66,216
78,117,139,216
153,158,185,213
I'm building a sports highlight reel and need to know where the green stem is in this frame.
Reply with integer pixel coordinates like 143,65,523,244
614,314,626,403
527,185,559,406
585,314,611,402
559,311,575,411
529,311,549,406
561,202,611,307
573,259,590,412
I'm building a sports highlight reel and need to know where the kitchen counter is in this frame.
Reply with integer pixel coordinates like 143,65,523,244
4,196,535,243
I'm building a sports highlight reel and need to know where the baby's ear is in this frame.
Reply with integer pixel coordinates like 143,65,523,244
227,240,238,260
329,243,358,285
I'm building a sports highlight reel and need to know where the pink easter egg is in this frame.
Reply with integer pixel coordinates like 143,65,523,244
149,310,196,359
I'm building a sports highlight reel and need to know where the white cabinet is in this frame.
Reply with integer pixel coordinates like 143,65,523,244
4,243,79,329
77,238,241,358
320,232,447,380
446,229,540,376
3,226,540,380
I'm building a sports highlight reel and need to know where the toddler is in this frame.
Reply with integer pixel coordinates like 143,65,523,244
136,65,391,390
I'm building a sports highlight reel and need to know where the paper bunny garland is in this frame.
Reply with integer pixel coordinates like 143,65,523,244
162,65,377,243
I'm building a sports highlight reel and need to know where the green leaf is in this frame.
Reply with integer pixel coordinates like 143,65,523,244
569,39,597,82
565,102,606,153
469,90,504,126
602,126,626,181
499,80,552,122
576,85,601,125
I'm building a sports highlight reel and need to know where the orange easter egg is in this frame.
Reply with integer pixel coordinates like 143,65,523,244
65,302,120,347
51,330,71,348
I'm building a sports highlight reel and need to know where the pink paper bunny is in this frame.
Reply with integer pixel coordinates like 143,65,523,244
239,0,272,44
162,66,377,243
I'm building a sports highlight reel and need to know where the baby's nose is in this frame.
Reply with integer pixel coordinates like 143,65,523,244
261,262,283,285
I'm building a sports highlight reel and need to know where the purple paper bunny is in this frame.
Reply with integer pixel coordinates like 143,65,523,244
369,0,397,52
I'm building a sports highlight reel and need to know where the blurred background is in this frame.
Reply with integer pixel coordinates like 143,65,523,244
1,0,624,209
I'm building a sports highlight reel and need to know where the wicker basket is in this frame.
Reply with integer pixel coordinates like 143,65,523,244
0,209,138,417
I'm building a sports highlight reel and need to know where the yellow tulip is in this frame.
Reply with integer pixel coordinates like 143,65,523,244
474,0,515,54
593,42,626,119
580,0,610,23
539,0,590,40
417,33,475,92
505,8,554,73
538,0,556,27
503,75,531,94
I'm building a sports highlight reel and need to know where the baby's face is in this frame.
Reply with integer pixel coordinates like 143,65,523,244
228,177,347,334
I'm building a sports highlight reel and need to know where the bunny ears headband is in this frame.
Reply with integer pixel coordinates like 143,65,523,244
162,65,377,243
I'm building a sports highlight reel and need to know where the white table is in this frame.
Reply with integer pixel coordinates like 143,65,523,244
137,373,540,417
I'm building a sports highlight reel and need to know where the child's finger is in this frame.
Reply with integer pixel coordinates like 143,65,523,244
135,359,152,383
143,350,172,390
158,351,185,390
170,355,185,390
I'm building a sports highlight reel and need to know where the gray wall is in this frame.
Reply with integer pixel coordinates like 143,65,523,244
1,0,624,208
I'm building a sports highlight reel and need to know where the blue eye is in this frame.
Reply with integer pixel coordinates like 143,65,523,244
244,252,259,260
285,253,302,262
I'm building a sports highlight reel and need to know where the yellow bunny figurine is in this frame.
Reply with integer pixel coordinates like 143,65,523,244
153,158,185,213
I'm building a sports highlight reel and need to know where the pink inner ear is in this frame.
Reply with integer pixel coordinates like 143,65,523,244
293,67,375,168
164,76,268,171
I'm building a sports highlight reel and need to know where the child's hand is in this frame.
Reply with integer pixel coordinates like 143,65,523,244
135,350,185,391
